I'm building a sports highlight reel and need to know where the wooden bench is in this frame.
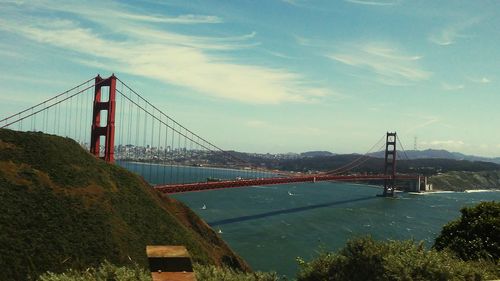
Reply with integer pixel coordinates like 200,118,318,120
147,245,197,281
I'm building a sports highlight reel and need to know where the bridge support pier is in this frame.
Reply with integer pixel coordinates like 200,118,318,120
382,132,397,197
90,74,116,163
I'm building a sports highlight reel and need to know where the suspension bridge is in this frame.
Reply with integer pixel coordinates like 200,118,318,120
0,74,422,197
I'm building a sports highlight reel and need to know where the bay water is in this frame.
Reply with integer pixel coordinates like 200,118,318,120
119,161,500,278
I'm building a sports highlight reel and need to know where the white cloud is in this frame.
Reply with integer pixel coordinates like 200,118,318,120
467,76,491,84
429,27,457,46
114,12,222,24
345,0,400,6
421,140,465,150
281,0,301,6
404,116,439,133
441,82,465,91
246,119,324,137
327,42,430,85
0,48,23,58
0,2,331,105
246,120,269,128
429,18,481,46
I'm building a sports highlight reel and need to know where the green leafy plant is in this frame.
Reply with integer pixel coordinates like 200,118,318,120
433,201,500,261
296,236,498,281
38,262,282,281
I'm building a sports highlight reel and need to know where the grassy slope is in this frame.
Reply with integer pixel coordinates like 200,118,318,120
0,129,249,280
429,170,500,191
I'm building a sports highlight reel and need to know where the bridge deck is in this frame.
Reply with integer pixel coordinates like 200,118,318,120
155,174,419,194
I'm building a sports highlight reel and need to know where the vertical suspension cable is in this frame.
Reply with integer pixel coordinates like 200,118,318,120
135,94,142,177
189,132,193,183
84,82,89,149
145,103,151,182
64,93,68,136
41,102,46,133
54,102,58,135
182,127,186,184
127,86,132,160
74,92,79,141
198,136,204,182
171,122,175,183
74,88,79,142
157,113,162,183
150,106,155,183
163,118,168,184
80,86,85,144
70,92,74,139
118,81,124,161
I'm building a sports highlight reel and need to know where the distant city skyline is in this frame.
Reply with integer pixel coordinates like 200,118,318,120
0,1,499,156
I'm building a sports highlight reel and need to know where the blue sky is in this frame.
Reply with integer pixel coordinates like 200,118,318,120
0,0,499,156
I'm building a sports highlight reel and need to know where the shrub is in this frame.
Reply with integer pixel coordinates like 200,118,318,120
38,262,281,281
433,201,500,261
194,264,281,281
38,261,151,281
296,236,497,281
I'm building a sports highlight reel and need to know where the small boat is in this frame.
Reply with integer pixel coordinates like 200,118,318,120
201,204,207,210
288,191,294,196
217,229,223,234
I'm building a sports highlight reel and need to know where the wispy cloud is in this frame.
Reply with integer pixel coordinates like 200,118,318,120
246,119,324,136
114,12,222,24
0,1,331,105
0,48,23,59
429,18,481,46
281,0,302,6
441,82,465,91
421,140,465,150
467,76,491,84
327,42,430,85
246,120,270,128
404,116,439,133
345,0,400,6
263,49,297,59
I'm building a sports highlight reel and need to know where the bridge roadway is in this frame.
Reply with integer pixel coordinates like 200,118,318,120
154,174,420,194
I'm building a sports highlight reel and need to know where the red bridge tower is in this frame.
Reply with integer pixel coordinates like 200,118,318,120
90,74,116,163
383,132,397,196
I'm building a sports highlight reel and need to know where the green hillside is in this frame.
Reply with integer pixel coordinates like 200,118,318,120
0,129,249,280
429,170,500,191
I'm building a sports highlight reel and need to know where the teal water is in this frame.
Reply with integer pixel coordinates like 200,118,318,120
117,161,275,185
119,162,500,278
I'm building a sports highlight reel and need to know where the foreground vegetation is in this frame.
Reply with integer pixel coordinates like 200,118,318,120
38,262,279,281
297,201,500,281
296,237,498,281
434,201,500,261
0,129,247,280
38,202,499,280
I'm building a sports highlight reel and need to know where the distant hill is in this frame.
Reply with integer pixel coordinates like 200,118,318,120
300,151,335,157
0,129,248,280
429,170,500,191
368,149,500,164
270,154,500,176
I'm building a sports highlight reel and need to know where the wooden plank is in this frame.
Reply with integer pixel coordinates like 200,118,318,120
151,272,197,281
146,245,197,281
